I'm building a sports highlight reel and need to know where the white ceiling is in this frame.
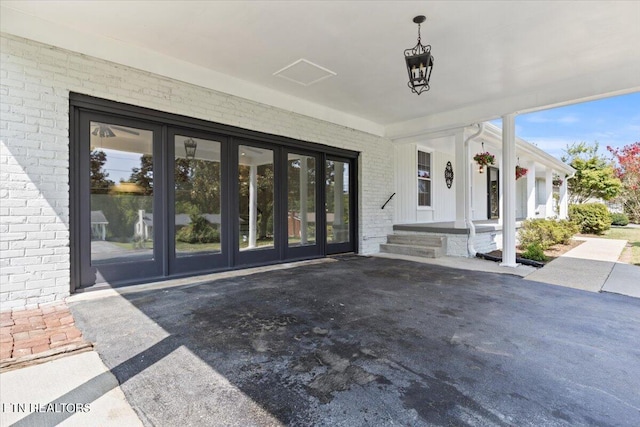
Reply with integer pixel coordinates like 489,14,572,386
2,1,639,139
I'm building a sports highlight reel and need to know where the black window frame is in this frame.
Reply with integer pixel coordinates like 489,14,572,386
70,93,359,291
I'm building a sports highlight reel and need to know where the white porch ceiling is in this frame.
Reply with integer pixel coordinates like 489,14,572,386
2,1,639,139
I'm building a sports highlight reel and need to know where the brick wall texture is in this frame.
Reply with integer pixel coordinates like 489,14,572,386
0,34,395,309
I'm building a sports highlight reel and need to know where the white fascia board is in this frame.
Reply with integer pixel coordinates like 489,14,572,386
0,7,384,137
482,123,575,176
409,122,574,176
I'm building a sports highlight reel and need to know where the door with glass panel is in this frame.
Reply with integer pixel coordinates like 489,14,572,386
169,129,227,274
80,113,163,286
487,166,500,219
235,143,280,265
285,151,322,259
325,158,355,254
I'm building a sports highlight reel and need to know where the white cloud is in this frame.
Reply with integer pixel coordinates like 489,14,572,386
521,137,575,159
557,115,579,124
524,114,579,124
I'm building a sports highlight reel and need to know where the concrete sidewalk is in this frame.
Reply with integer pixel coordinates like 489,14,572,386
602,262,640,298
0,350,142,426
378,236,640,298
524,237,639,295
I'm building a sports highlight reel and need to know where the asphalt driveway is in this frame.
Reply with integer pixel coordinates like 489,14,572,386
70,256,640,426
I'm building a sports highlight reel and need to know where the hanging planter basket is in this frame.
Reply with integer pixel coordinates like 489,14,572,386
473,152,495,173
515,165,528,180
552,177,563,186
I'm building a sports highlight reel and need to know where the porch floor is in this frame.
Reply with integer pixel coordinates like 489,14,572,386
393,219,524,235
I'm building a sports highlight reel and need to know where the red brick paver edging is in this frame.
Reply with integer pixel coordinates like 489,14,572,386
0,303,92,370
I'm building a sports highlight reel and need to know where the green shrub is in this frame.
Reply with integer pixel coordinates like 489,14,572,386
176,214,220,244
610,212,630,226
569,203,612,235
518,218,579,250
520,243,547,262
555,219,580,244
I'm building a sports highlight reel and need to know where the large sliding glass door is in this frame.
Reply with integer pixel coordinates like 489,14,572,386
234,143,279,266
80,113,164,286
285,151,322,259
169,130,228,275
72,94,357,289
325,158,355,254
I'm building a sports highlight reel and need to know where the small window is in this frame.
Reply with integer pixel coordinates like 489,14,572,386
417,150,431,207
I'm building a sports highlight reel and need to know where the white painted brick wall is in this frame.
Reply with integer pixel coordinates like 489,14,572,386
0,34,394,309
473,232,499,255
391,229,499,257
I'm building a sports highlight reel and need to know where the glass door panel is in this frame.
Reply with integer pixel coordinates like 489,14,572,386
89,121,155,265
287,154,316,247
238,145,275,252
488,167,499,219
325,160,350,244
174,135,222,257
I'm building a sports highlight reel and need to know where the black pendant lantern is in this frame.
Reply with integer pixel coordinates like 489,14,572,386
184,138,197,160
405,15,434,95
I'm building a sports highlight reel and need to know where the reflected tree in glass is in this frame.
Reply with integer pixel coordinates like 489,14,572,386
173,137,222,257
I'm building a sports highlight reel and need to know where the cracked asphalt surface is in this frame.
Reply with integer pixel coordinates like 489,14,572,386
70,256,640,426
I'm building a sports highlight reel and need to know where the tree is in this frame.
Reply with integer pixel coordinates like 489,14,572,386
90,150,114,194
129,154,153,195
608,142,640,222
561,142,622,204
190,160,222,214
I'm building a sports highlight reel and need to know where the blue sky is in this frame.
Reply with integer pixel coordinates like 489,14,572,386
492,92,640,160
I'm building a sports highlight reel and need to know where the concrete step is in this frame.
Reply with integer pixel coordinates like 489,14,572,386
386,234,446,248
379,243,443,258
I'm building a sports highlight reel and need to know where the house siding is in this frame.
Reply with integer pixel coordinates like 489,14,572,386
393,144,417,223
393,140,456,224
432,150,456,222
0,34,394,309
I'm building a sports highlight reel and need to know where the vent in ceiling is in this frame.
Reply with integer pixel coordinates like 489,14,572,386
273,59,336,86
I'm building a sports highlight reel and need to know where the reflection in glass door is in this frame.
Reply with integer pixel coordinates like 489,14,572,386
173,135,222,257
488,167,500,219
89,121,155,265
238,145,275,251
287,153,316,247
326,160,351,245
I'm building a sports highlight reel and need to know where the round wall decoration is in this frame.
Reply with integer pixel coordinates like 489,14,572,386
445,161,454,189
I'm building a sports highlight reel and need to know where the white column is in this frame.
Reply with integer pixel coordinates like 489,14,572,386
501,113,517,267
559,178,569,219
527,161,536,218
248,165,257,248
545,168,554,218
300,158,308,244
454,130,466,228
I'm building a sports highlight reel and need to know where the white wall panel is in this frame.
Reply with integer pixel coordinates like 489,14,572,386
393,143,417,223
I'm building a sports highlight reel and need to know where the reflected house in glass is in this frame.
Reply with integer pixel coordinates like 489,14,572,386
90,210,109,241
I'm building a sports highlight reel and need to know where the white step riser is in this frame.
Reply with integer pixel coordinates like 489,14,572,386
379,243,443,258
386,235,446,248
